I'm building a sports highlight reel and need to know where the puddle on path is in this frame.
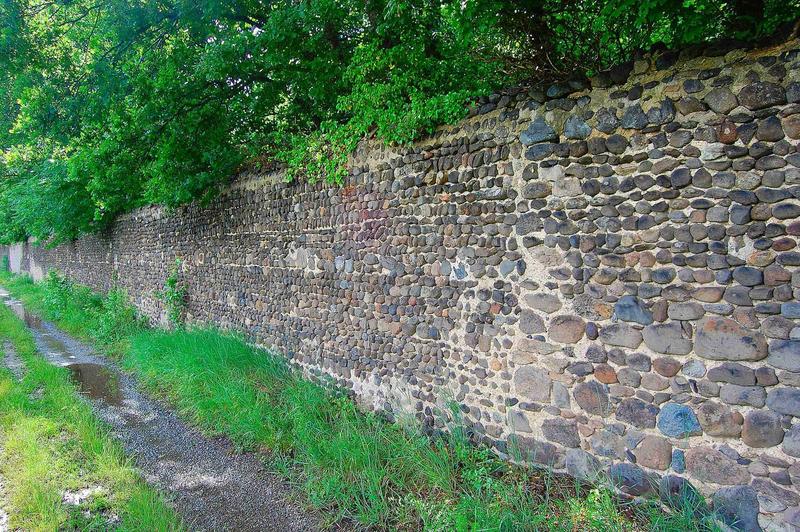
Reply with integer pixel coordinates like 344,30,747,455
66,363,123,406
1,296,122,405
39,333,78,361
4,299,40,327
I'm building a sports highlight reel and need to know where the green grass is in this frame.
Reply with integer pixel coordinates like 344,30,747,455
0,270,718,531
0,298,183,531
0,271,146,356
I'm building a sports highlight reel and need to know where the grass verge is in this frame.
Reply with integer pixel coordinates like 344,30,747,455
0,296,183,531
0,271,717,531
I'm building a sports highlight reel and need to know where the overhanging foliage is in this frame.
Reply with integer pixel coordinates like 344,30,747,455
0,0,797,242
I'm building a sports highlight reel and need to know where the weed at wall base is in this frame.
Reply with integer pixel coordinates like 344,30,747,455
156,258,187,329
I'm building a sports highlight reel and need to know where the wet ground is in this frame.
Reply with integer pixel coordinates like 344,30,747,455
0,289,320,532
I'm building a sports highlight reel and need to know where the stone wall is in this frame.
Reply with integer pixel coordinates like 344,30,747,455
4,37,800,531
8,243,24,276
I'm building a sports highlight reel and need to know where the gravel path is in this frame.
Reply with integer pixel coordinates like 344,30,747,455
1,294,321,532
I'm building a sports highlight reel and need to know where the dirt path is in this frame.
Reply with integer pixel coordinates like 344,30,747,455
1,294,321,532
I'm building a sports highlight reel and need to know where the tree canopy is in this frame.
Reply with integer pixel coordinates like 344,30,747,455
0,0,797,243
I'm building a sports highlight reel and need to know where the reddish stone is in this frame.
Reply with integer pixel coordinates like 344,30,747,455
784,115,800,139
625,252,640,267
549,315,586,344
764,265,791,286
773,237,797,252
689,210,706,223
756,367,778,386
747,250,775,267
653,357,682,377
634,436,672,470
693,270,715,283
594,364,618,384
573,381,610,416
742,411,784,448
639,252,656,267
693,287,724,303
594,302,614,319
732,308,760,329
652,299,668,322
718,120,738,143
751,203,772,221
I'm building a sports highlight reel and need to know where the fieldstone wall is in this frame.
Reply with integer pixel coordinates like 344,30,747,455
4,37,800,531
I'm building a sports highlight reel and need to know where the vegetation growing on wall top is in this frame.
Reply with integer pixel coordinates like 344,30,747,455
0,0,797,242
